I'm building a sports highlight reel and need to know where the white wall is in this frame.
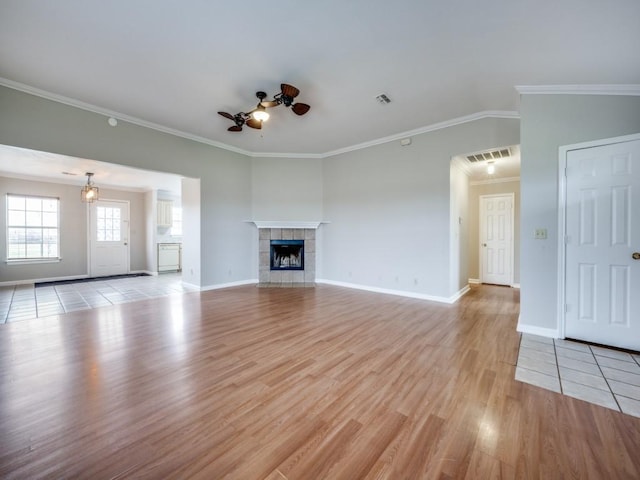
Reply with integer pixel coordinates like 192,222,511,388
450,161,469,294
0,176,147,282
322,117,520,300
251,157,323,221
144,190,157,273
0,85,252,288
519,94,640,336
0,85,522,300
181,177,201,287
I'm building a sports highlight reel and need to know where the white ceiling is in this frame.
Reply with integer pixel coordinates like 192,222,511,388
0,1,639,186
0,144,183,194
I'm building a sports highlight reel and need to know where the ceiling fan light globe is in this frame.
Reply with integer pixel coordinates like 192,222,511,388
252,110,269,122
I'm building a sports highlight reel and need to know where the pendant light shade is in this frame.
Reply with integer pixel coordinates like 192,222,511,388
81,172,99,203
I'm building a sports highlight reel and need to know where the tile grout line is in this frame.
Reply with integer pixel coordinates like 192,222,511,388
552,338,564,395
4,285,17,324
589,345,622,413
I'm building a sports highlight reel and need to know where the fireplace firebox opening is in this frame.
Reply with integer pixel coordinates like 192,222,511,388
270,240,304,271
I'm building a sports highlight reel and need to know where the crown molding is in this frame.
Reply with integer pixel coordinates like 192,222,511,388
515,84,640,96
1,78,521,159
321,111,520,158
250,152,323,159
470,176,520,186
0,77,253,157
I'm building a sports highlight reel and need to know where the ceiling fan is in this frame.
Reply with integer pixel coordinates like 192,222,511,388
218,83,310,132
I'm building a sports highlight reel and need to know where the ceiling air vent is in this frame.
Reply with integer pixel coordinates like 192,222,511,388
466,148,511,163
375,93,391,104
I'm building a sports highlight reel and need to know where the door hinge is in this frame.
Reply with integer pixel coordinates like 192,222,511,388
565,235,570,244
565,304,570,313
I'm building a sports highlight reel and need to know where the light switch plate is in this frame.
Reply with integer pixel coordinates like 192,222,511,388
535,228,547,240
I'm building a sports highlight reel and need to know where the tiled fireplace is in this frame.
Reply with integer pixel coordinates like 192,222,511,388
258,227,316,286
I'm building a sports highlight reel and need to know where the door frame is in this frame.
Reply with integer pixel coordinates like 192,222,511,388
87,198,131,277
479,193,515,286
557,132,640,339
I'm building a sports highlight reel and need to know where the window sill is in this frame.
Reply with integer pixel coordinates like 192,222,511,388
6,258,62,265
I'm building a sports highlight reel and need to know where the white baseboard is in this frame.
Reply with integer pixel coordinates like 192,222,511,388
516,316,560,338
199,279,258,291
315,279,469,304
511,283,520,289
449,285,471,303
468,278,481,284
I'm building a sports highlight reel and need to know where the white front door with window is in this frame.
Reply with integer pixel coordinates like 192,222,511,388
479,194,514,286
89,200,130,277
564,138,640,350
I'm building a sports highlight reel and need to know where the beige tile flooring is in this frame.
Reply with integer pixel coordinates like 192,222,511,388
0,273,196,323
516,333,640,418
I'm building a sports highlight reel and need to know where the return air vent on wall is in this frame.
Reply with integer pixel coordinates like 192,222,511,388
466,148,511,163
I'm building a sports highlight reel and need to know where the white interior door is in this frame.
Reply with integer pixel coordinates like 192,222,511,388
89,200,130,277
564,138,640,350
480,194,514,286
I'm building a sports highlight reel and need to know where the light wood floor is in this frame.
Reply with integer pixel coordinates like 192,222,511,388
1,284,638,479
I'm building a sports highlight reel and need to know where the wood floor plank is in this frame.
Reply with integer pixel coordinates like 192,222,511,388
1,284,639,479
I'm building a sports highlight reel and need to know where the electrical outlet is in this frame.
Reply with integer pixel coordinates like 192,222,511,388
534,228,547,240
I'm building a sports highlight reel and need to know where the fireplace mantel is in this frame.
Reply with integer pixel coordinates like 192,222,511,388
251,221,326,229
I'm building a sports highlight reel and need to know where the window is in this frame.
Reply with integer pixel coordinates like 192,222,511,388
7,194,59,260
170,206,182,236
96,206,121,241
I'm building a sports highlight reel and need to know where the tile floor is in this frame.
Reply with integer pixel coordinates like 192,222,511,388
0,273,197,323
516,333,640,418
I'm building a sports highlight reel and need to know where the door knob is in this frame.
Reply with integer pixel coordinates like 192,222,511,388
483,243,487,247
633,252,640,260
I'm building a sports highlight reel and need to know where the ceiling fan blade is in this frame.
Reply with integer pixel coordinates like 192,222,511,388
292,103,310,116
218,111,235,120
246,118,262,129
281,83,300,98
260,100,279,108
228,125,242,132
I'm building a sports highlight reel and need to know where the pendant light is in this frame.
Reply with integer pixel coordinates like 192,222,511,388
81,172,99,203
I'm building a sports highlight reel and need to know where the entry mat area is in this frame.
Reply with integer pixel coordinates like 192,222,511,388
516,333,640,418
35,273,151,288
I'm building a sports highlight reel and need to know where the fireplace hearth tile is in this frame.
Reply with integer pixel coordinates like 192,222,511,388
270,271,283,283
257,226,316,286
305,239,316,253
259,229,270,240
